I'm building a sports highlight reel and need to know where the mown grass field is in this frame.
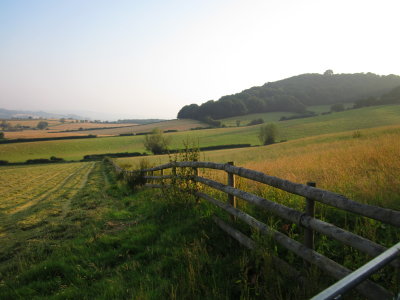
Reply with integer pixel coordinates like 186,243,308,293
2,105,400,163
0,161,281,299
0,162,95,271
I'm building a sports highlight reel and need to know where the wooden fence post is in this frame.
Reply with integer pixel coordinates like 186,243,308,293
194,167,200,203
304,181,316,250
227,162,236,220
160,169,164,185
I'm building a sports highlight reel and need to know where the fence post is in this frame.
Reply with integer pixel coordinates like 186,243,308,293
227,162,236,220
193,166,200,203
304,181,316,250
160,169,164,185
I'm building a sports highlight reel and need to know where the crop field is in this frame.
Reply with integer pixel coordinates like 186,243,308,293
3,119,63,128
76,118,208,136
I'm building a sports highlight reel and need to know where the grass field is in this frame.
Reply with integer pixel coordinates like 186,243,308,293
2,105,400,162
218,104,354,126
0,162,95,268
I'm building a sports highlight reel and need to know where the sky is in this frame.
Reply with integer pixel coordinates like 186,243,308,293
0,0,399,120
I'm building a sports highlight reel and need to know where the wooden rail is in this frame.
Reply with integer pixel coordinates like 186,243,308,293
110,159,400,299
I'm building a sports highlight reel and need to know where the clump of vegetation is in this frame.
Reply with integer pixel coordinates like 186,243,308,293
353,130,362,138
279,111,317,121
203,116,221,127
36,121,49,130
258,123,278,145
331,103,345,112
0,131,4,139
247,118,264,126
144,128,172,154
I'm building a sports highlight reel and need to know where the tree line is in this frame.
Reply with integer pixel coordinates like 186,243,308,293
177,72,400,121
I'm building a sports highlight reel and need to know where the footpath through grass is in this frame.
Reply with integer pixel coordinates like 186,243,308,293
1,161,302,299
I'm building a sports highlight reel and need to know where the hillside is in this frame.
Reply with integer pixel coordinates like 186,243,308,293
177,71,400,120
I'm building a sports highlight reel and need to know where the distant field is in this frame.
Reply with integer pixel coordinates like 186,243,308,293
3,119,63,127
1,105,400,162
3,130,90,139
3,121,139,139
77,119,208,136
48,122,137,131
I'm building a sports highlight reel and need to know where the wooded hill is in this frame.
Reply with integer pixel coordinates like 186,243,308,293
177,71,400,120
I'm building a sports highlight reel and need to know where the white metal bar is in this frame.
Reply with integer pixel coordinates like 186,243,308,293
311,241,400,300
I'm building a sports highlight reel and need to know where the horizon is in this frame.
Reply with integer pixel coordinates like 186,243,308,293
1,0,399,119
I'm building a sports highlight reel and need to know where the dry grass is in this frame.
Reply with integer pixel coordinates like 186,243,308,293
116,125,400,209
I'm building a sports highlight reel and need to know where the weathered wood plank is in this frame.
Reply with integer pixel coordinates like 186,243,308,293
194,176,388,259
198,192,393,300
141,161,400,227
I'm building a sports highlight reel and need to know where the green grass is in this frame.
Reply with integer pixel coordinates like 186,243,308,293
1,161,307,299
1,105,400,162
218,104,354,126
1,152,399,298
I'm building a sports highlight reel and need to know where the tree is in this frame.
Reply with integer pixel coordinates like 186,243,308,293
37,121,48,130
330,103,345,112
144,128,172,154
0,132,4,139
236,120,241,127
258,123,278,145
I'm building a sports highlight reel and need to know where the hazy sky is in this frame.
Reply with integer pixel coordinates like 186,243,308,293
0,0,399,119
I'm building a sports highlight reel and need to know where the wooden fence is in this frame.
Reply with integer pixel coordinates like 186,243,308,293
110,160,400,300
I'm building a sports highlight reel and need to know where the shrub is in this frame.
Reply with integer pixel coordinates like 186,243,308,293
36,121,48,130
248,118,264,126
258,123,278,145
331,103,345,112
144,128,172,154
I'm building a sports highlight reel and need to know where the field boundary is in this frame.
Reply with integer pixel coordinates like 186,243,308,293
111,160,400,299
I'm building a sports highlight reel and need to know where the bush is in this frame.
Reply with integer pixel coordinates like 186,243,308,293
331,103,345,112
36,121,48,130
258,123,278,145
144,128,172,154
0,132,4,139
247,118,264,126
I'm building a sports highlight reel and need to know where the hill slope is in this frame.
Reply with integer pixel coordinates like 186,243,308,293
177,72,400,120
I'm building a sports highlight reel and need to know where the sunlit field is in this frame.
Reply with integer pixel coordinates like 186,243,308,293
117,124,400,209
2,105,400,163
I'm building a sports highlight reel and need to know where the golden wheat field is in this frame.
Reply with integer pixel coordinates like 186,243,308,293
116,125,400,210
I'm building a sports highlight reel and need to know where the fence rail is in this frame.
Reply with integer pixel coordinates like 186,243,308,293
110,159,400,300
